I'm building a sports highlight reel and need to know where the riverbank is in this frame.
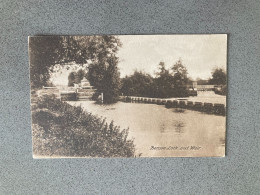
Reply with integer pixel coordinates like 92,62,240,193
31,95,135,158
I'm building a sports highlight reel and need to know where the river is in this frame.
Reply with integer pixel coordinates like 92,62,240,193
67,101,226,157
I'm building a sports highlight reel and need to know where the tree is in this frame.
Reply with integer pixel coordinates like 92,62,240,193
75,69,86,84
87,55,122,104
68,69,87,86
120,71,155,97
101,55,121,103
68,72,76,86
86,36,122,103
155,62,175,98
29,36,65,88
171,59,189,97
209,68,226,85
156,62,167,76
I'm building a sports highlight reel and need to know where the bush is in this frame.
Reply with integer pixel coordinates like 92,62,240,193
214,85,227,96
221,85,227,95
32,95,135,157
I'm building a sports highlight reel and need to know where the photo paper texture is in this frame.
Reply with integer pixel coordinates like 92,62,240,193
29,35,227,158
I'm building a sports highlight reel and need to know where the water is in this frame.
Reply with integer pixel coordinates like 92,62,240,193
187,91,226,105
68,101,226,157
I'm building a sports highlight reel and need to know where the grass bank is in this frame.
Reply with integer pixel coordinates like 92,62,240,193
31,95,135,157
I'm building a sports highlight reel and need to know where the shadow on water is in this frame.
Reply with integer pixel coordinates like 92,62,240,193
92,101,117,111
105,108,116,110
173,108,186,113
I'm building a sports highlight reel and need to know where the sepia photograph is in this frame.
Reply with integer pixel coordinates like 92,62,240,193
29,34,227,158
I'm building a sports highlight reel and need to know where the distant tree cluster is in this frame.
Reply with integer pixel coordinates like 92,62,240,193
68,69,87,86
209,68,227,85
121,71,155,97
209,67,227,95
195,67,227,95
121,60,190,98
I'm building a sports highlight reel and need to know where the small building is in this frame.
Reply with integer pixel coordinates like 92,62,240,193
77,77,96,100
80,77,94,89
186,81,198,90
192,81,197,89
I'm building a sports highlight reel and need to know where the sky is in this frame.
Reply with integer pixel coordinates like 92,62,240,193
51,34,227,85
117,34,227,79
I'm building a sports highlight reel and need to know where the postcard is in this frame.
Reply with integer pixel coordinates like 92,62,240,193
29,34,227,158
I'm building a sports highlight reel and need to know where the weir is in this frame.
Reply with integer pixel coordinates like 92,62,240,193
37,77,96,101
123,96,226,116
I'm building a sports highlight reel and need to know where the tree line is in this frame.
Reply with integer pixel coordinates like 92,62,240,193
120,63,226,98
68,61,227,99
120,60,190,98
68,60,191,99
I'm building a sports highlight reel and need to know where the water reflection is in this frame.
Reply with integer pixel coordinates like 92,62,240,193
159,123,166,133
174,121,185,134
159,120,185,134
